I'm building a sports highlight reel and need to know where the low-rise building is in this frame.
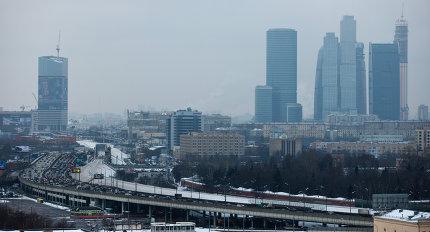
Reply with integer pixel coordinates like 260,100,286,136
151,222,195,232
180,132,245,157
416,129,430,152
269,138,302,156
374,209,430,232
326,113,379,125
310,141,415,157
0,110,35,135
262,123,327,139
372,194,409,210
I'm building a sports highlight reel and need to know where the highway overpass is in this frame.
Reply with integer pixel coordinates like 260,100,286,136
19,177,373,227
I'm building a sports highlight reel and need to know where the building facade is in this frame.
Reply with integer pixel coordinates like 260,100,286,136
310,141,414,157
417,129,430,152
179,132,245,157
36,56,68,131
166,108,202,150
269,138,302,157
266,28,297,122
374,209,430,232
372,194,409,210
394,14,409,120
369,43,400,120
263,123,327,139
314,48,324,121
321,32,340,120
418,104,429,121
281,103,302,123
339,15,357,113
0,110,34,135
356,42,367,114
255,85,273,123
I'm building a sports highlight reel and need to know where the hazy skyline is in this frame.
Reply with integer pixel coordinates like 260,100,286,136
1,0,429,119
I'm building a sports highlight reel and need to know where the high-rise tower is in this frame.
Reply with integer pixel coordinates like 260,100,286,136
394,8,409,120
314,48,323,121
36,36,68,132
255,85,273,123
266,28,297,122
339,15,357,113
321,32,340,120
356,42,366,114
369,43,400,120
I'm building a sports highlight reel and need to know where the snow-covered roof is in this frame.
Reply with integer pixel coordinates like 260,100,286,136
378,209,430,222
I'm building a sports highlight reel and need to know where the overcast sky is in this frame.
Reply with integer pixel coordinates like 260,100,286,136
1,0,429,119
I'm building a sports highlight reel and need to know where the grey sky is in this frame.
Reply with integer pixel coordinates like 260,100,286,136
1,0,429,118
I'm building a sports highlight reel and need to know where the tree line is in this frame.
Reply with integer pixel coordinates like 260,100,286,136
172,151,430,201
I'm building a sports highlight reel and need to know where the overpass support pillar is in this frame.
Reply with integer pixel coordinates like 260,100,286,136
121,202,125,214
102,199,106,210
263,219,266,229
213,212,216,227
186,210,189,221
148,206,152,218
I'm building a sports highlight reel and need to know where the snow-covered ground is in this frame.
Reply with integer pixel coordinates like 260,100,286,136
77,140,130,165
20,195,71,211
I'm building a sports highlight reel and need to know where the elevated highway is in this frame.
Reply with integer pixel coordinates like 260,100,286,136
19,177,373,227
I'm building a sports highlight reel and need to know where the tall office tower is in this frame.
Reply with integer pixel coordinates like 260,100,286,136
369,43,400,120
266,28,297,122
418,104,429,121
166,108,202,150
355,42,367,114
314,48,323,121
394,12,409,120
255,85,273,123
36,55,68,131
339,15,357,113
321,33,340,120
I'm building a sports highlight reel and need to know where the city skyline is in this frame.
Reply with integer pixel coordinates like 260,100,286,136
1,0,429,119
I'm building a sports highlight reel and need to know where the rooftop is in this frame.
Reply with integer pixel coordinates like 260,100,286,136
378,209,430,223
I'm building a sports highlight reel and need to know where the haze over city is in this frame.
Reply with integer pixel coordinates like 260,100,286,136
1,0,429,118
2,0,430,231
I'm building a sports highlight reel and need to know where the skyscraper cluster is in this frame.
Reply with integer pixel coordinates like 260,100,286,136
314,13,408,121
314,16,366,121
255,28,302,123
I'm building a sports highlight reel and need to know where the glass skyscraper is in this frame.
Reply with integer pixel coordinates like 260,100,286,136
36,56,68,131
321,32,340,120
266,28,297,122
255,85,273,123
369,43,400,120
356,42,366,114
313,48,323,121
339,15,357,113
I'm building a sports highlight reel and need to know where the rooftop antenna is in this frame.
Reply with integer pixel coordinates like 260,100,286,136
56,30,61,57
401,2,404,18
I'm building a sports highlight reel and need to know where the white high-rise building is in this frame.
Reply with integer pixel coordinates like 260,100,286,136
394,12,409,120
